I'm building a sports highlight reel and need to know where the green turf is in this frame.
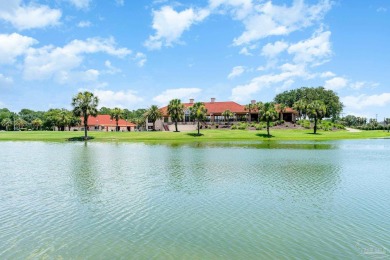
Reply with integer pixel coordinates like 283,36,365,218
0,129,389,142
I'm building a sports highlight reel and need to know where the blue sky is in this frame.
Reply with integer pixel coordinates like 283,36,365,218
0,0,389,118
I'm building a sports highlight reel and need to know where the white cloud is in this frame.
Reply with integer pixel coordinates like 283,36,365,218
144,6,210,49
342,93,390,111
0,1,61,30
56,69,100,84
275,79,294,93
288,30,332,65
68,0,91,9
350,81,379,90
209,0,253,19
228,66,245,79
238,44,257,56
116,0,125,6
233,0,332,46
23,37,131,83
77,21,91,28
94,89,143,108
377,7,387,12
320,71,336,78
261,40,288,58
0,74,13,86
231,63,307,101
0,33,37,64
350,81,365,90
324,77,348,90
239,47,252,56
134,52,147,67
153,88,202,104
104,60,121,74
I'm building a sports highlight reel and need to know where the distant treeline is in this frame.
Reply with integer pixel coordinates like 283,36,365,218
0,107,146,131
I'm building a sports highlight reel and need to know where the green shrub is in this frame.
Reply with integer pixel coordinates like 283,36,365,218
255,124,262,130
238,122,248,130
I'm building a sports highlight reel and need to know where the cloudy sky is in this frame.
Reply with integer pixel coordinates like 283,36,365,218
0,0,389,118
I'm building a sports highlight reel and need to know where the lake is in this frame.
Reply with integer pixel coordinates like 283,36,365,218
0,140,389,259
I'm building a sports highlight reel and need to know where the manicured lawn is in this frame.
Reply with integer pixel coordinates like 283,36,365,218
0,129,389,142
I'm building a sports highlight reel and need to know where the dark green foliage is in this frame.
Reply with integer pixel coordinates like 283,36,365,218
274,87,343,119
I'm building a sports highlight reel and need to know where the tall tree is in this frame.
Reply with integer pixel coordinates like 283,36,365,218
44,109,61,130
68,115,81,131
222,109,233,123
257,102,279,137
306,100,327,134
72,91,99,140
167,99,185,132
293,99,307,120
274,87,343,120
133,116,146,131
15,118,27,130
57,109,71,131
1,118,12,131
244,103,256,122
99,107,112,115
31,118,43,130
146,105,163,131
189,102,208,135
110,107,124,132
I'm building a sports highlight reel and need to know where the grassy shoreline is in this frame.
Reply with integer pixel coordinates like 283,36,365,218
0,129,389,142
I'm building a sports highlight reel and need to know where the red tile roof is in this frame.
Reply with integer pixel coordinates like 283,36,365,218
160,101,297,116
160,101,247,116
83,115,136,127
283,107,298,114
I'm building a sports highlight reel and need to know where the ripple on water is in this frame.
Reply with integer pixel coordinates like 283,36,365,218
0,140,390,258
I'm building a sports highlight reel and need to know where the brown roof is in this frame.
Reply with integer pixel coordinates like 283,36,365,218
160,101,297,116
160,101,247,116
283,107,298,114
83,115,136,127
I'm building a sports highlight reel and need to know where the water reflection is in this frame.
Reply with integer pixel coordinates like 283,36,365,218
165,146,209,194
150,141,336,150
70,143,102,203
1,140,389,259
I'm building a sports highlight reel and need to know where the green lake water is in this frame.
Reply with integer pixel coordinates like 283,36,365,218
0,140,389,259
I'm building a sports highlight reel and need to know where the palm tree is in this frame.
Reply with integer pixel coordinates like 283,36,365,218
110,107,124,132
306,100,327,134
222,109,233,123
134,116,145,131
189,102,208,135
72,91,99,140
1,118,12,131
57,109,71,131
146,105,163,131
31,118,43,130
167,99,185,132
68,115,81,131
244,103,256,122
293,99,307,120
15,118,27,130
257,102,279,137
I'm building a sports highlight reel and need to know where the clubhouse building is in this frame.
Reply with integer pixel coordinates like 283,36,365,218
78,115,136,132
150,98,297,131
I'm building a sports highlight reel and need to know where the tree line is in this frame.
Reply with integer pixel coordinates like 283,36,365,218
0,95,146,133
1,87,387,138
